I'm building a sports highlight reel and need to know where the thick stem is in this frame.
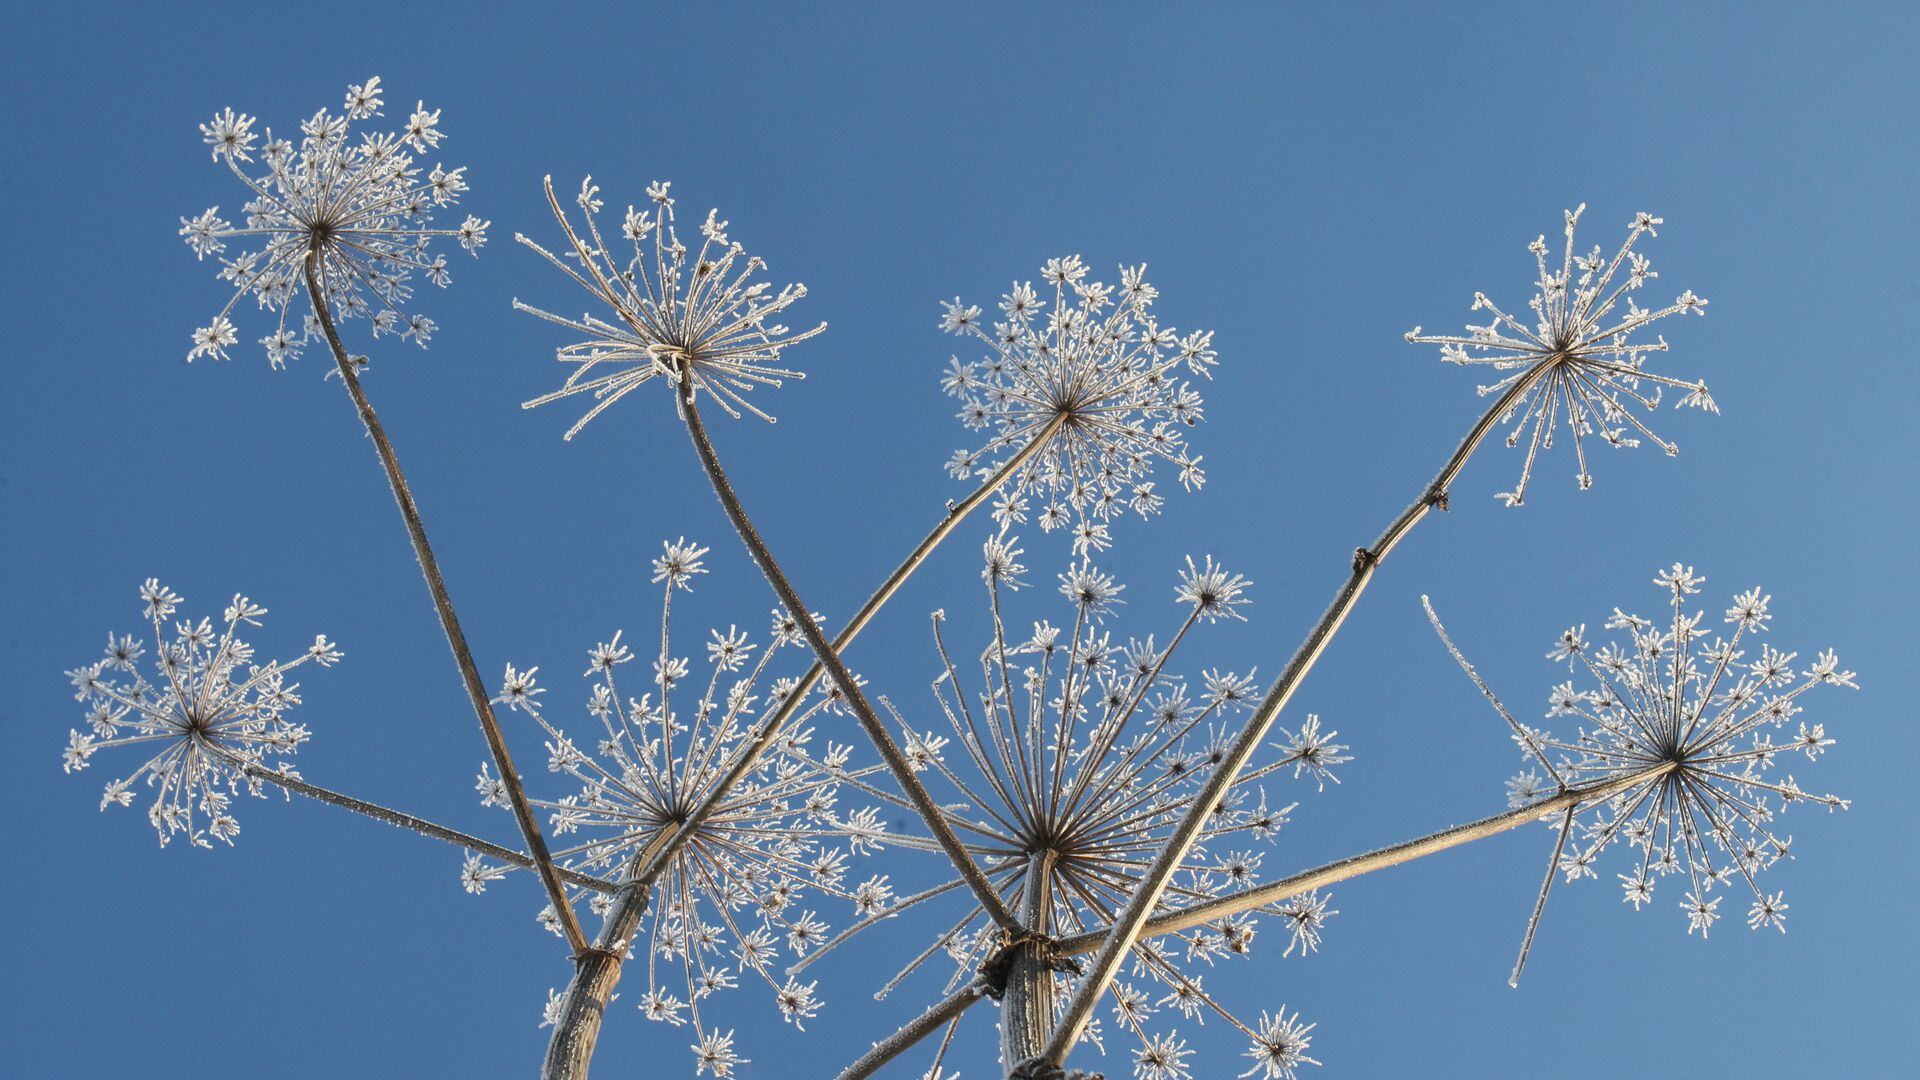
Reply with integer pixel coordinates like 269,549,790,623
1000,851,1057,1071
536,408,1063,1080
836,983,990,1080
1049,766,1667,954
675,377,1017,932
1043,368,1548,1064
302,251,587,954
539,831,674,1079
230,756,618,893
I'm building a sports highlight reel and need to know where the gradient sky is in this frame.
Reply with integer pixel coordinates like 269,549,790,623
4,3,1915,1077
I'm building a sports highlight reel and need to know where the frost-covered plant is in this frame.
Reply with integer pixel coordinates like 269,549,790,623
517,176,826,435
814,539,1339,1077
62,581,341,846
471,541,893,1073
64,82,1867,1080
1428,565,1856,983
1406,205,1713,505
940,258,1216,550
180,76,487,366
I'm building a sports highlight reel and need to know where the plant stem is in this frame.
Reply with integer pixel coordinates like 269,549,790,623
836,983,990,1080
1042,367,1547,1065
628,408,1066,904
230,756,619,893
1048,765,1667,954
1001,851,1057,1070
537,400,1062,1079
302,250,587,954
540,829,678,1079
675,376,1017,932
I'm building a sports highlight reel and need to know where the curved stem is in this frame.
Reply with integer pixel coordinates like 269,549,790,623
1043,368,1548,1065
230,756,620,893
675,377,1016,932
302,250,587,954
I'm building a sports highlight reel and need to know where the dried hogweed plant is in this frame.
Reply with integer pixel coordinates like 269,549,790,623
56,72,1864,1080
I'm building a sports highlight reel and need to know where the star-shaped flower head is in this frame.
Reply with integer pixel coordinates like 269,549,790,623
1427,565,1857,983
518,177,826,437
941,257,1217,546
1406,206,1714,505
180,76,487,367
62,581,341,847
464,541,882,1071
814,546,1333,1075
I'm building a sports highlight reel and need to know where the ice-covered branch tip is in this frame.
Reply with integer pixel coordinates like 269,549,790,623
63,581,339,847
182,77,486,366
1426,564,1857,982
941,256,1216,550
1406,205,1714,505
517,176,825,436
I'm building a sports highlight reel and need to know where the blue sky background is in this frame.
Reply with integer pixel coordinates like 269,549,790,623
4,3,1915,1077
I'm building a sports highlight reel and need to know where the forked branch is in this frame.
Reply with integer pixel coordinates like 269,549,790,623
302,249,587,953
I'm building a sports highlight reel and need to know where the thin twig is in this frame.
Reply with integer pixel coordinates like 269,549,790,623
626,408,1067,903
1043,367,1550,1063
675,375,1018,932
302,249,587,953
228,755,620,893
1510,805,1577,987
1049,766,1667,955
835,981,991,1080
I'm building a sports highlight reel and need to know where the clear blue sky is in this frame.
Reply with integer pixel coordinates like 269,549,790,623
3,2,1914,1076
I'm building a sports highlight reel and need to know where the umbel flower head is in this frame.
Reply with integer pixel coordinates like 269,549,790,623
61,581,342,847
466,541,883,1071
826,538,1335,1075
1430,564,1856,980
518,177,826,437
940,257,1217,551
1406,205,1714,505
180,76,488,366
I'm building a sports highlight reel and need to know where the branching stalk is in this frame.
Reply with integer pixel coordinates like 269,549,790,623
540,830,678,1079
536,400,1063,1079
1043,367,1549,1064
1048,765,1667,954
302,249,587,953
857,767,1668,1076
